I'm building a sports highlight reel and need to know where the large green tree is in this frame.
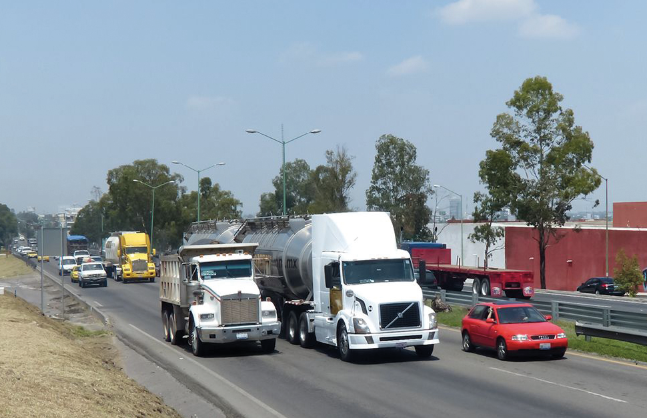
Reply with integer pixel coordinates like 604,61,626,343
0,203,18,248
258,159,314,216
17,211,39,239
309,146,357,213
365,134,433,241
483,76,600,288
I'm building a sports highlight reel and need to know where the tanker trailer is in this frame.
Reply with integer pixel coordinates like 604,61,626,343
183,220,241,246
237,212,439,362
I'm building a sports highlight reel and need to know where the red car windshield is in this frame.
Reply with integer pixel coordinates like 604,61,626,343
497,306,546,324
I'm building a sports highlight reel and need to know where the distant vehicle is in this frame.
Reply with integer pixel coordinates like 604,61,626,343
70,265,81,283
104,232,156,283
67,235,89,256
576,277,625,296
73,249,91,265
461,302,568,360
37,255,50,262
414,268,438,288
78,262,107,288
27,250,37,258
58,256,76,275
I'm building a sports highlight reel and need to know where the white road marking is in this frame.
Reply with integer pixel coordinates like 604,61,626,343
129,324,287,418
489,367,626,403
94,301,103,307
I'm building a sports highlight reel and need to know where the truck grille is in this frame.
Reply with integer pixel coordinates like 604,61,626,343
380,302,421,330
221,298,259,325
132,259,148,272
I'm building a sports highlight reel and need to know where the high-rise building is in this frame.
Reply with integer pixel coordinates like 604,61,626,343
449,197,461,220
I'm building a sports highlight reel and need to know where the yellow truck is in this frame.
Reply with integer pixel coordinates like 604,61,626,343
104,232,156,283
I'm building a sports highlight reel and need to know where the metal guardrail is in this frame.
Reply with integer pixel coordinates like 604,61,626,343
422,286,647,345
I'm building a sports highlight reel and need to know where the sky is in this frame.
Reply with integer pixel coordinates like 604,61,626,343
1,0,645,217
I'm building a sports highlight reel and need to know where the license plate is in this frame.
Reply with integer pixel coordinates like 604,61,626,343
236,333,248,340
395,342,407,348
539,343,551,350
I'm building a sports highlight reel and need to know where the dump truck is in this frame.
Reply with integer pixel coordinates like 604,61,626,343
104,231,156,282
234,212,439,362
159,243,280,356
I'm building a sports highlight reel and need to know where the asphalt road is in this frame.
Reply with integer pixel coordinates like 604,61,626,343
39,258,647,418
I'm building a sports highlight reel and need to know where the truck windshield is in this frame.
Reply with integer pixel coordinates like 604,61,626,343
200,261,252,280
342,259,414,285
124,246,148,254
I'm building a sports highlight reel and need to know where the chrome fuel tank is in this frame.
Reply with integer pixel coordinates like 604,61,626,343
184,221,241,246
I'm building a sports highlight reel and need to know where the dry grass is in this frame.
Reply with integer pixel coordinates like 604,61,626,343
0,255,34,279
0,294,182,418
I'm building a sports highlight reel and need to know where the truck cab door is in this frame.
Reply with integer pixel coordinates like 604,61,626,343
329,262,342,316
316,261,341,344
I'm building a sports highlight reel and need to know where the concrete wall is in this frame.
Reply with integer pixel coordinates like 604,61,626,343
433,222,506,268
613,202,647,228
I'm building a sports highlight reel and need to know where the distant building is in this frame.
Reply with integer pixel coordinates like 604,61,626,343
449,198,461,220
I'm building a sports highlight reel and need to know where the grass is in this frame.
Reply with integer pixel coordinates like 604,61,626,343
430,302,647,364
0,254,34,279
70,325,110,338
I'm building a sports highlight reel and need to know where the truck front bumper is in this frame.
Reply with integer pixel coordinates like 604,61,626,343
198,322,281,344
347,328,439,350
122,271,155,279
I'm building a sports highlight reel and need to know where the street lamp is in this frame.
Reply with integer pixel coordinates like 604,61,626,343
434,184,463,265
172,161,225,223
246,125,321,216
584,166,609,277
133,179,175,250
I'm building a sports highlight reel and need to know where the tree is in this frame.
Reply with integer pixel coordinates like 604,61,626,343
0,203,18,248
365,134,433,241
468,192,505,268
258,192,280,217
16,211,39,239
613,249,643,297
258,159,314,216
70,200,105,244
483,76,600,288
309,146,357,213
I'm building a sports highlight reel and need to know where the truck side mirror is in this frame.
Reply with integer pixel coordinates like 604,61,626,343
324,265,333,289
418,260,427,284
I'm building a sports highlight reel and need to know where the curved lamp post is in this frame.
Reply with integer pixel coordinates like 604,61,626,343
171,161,225,223
434,184,463,265
133,179,175,250
246,125,321,215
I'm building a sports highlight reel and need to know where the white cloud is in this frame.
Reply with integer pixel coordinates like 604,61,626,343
186,96,234,110
386,55,429,77
280,42,364,67
518,14,580,39
439,0,536,25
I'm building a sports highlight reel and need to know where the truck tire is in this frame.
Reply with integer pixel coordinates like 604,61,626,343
162,310,171,342
480,278,490,297
337,323,355,362
169,312,182,345
299,313,315,348
286,311,300,345
472,278,481,295
414,345,434,358
261,338,276,353
190,321,204,357
149,277,155,283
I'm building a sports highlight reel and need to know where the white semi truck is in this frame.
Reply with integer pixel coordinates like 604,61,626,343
236,212,439,362
159,243,281,356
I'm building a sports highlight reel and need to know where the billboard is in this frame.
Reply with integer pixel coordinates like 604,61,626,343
37,227,69,257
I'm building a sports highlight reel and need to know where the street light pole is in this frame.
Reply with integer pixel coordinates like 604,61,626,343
133,179,175,250
584,166,609,277
247,125,321,216
434,184,463,265
172,161,225,223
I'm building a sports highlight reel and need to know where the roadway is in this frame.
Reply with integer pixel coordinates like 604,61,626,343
39,259,647,418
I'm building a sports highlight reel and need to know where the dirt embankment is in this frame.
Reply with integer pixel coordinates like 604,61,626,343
0,292,182,418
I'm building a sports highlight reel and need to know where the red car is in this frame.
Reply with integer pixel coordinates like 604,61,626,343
461,302,568,360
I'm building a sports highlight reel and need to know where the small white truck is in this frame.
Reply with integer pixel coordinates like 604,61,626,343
159,243,280,356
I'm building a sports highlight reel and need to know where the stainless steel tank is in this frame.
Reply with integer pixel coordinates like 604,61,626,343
241,218,312,300
184,221,241,246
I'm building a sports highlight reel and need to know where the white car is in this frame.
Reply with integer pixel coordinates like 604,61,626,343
78,262,108,288
58,256,77,275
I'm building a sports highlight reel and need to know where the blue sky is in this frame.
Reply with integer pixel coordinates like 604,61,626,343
1,1,645,216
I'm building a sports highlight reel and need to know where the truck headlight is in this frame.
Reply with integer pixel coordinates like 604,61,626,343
511,334,528,341
428,312,437,329
352,317,370,334
262,310,276,319
556,333,566,339
200,313,214,321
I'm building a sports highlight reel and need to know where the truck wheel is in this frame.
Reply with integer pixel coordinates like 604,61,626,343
472,278,481,295
337,323,355,362
261,338,276,353
286,311,300,345
190,321,204,357
415,345,434,358
480,278,490,297
149,277,155,283
169,312,181,345
299,313,315,348
162,310,171,342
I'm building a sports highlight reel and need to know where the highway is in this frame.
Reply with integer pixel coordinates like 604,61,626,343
40,259,647,418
